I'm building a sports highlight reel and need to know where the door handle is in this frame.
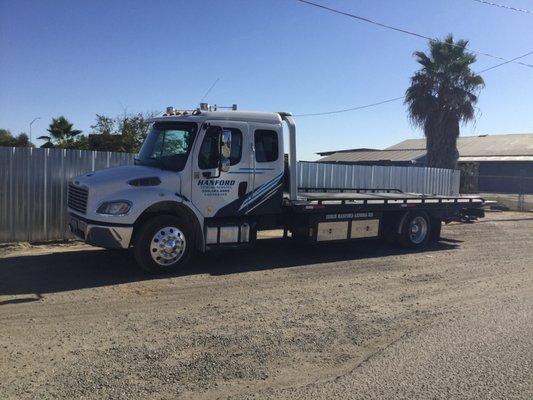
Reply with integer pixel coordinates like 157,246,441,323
238,181,247,198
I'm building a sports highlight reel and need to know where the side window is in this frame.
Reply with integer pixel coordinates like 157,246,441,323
198,129,219,170
254,130,278,163
198,127,242,169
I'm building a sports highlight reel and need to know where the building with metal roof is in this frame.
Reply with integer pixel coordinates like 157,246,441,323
317,133,533,194
318,133,533,164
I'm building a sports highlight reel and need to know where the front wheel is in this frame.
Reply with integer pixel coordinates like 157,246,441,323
133,215,193,273
397,211,430,248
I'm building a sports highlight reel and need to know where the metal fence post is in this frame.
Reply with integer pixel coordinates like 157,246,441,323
518,169,525,212
43,148,48,239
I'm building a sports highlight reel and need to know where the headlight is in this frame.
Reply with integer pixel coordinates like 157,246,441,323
96,200,132,216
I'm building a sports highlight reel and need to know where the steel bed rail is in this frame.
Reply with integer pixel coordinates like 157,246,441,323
294,196,485,206
298,187,404,194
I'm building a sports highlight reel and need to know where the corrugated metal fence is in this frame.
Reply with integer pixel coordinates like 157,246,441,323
298,161,460,196
0,148,460,243
0,147,134,243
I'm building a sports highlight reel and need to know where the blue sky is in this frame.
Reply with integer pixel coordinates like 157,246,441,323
1,0,532,160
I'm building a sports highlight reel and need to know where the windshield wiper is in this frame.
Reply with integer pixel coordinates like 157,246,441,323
135,156,165,169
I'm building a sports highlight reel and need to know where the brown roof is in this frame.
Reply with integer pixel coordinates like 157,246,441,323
387,133,533,156
316,148,378,156
319,133,533,163
319,149,426,163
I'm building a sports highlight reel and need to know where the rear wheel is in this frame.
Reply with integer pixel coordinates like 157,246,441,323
133,215,193,273
398,211,430,248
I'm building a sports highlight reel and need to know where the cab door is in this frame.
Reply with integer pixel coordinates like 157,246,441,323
191,120,251,218
244,123,284,215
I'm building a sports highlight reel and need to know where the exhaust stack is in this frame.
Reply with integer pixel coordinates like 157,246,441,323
279,112,297,201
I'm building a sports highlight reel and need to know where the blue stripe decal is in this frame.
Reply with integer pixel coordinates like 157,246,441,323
246,184,282,213
247,171,282,195
228,171,264,174
239,172,283,210
247,172,283,199
241,188,268,210
238,167,275,171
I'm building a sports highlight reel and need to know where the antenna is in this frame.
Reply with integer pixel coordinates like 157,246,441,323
199,77,221,103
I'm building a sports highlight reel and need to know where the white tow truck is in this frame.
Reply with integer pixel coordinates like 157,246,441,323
67,104,486,273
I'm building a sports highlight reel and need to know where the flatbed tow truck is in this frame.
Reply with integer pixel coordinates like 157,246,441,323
67,104,485,273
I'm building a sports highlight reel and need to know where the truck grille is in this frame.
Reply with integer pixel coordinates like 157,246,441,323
68,183,89,214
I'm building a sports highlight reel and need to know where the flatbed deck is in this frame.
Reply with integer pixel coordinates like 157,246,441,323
283,189,485,216
298,191,484,202
295,188,484,204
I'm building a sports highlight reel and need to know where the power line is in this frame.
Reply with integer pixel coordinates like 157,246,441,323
294,50,533,117
471,0,533,15
294,97,404,117
295,0,533,68
477,50,533,72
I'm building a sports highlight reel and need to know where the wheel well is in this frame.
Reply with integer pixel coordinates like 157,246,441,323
382,211,405,233
133,201,202,249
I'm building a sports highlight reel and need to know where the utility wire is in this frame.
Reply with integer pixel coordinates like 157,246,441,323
471,0,533,15
294,97,404,117
477,50,533,72
294,50,533,117
295,0,533,68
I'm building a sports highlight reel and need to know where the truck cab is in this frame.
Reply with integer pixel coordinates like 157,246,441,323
68,105,291,272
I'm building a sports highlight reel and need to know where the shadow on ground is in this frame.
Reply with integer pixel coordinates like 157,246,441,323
0,238,459,299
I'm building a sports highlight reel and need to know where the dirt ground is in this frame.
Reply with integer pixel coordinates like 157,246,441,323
1,212,532,399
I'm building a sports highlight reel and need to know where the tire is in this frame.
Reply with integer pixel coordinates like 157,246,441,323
397,211,430,248
133,215,194,273
429,217,442,242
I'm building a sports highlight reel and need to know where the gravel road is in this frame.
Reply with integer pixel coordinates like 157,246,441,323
1,212,532,399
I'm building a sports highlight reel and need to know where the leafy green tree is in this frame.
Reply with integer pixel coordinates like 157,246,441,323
46,116,82,147
0,129,14,146
118,112,152,152
0,129,34,147
13,133,32,147
67,135,89,150
88,114,121,151
91,114,115,136
88,112,154,152
405,35,484,169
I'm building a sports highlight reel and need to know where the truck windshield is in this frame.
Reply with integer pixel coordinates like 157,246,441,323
135,122,197,171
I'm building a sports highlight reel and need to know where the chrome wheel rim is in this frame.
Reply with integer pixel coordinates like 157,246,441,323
150,226,186,266
409,216,428,244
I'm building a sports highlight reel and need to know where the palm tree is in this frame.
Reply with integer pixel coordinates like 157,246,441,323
37,135,54,148
405,35,485,169
46,116,82,147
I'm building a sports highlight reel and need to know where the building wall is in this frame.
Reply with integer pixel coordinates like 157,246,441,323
478,161,533,194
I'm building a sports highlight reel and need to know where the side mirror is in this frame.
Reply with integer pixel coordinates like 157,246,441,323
220,130,232,159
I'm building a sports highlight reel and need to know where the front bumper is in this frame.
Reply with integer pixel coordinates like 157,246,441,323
68,213,133,249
